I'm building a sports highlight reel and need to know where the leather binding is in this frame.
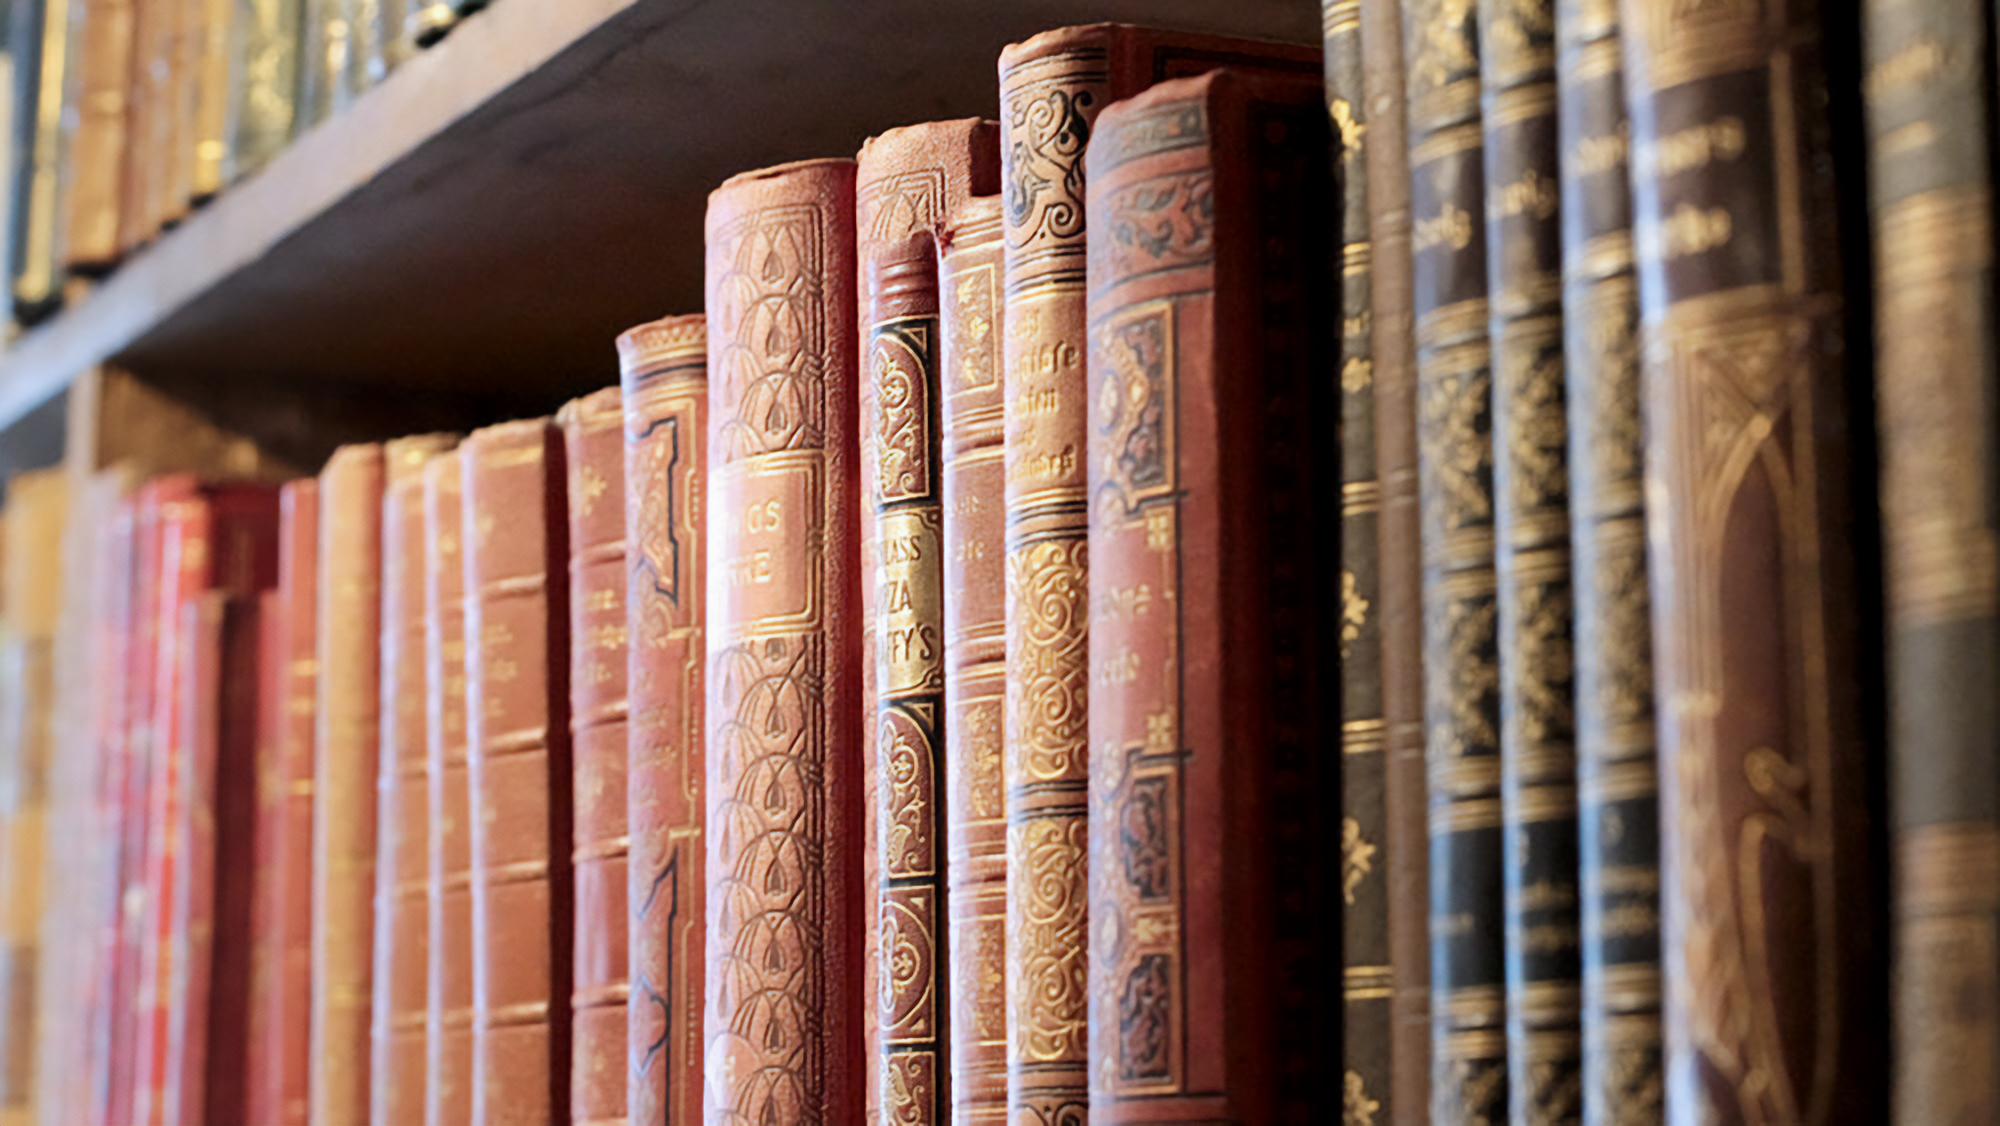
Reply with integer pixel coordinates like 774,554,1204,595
857,117,999,1126
85,493,140,1126
1480,0,1581,1119
1866,1,2000,1122
247,588,285,1126
64,0,139,272
557,387,631,1126
1358,0,1431,1116
1623,1,1884,1121
703,158,864,1126
371,437,456,1126
9,0,74,322
223,0,303,182
119,0,169,250
1556,0,1657,1121
313,444,387,1126
1400,0,1506,1119
422,452,472,1126
189,0,234,201
1323,0,1394,1120
1084,68,1337,1121
160,0,203,225
462,419,573,1126
995,27,1317,1125
616,314,707,1126
939,192,1006,1126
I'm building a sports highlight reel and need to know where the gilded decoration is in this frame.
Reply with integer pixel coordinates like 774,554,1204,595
1010,814,1090,1062
1004,539,1090,784
1005,85,1096,248
872,327,935,503
1345,1070,1381,1126
1341,816,1377,904
710,205,827,464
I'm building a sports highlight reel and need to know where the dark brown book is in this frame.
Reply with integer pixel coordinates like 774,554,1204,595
617,314,707,1126
63,0,140,272
423,451,472,1126
703,157,864,1126
556,387,629,1126
995,27,1318,1124
1865,1,2000,1122
1625,2,1883,1122
462,420,572,1126
938,193,1006,1126
1557,0,1657,1121
856,117,998,1126
313,443,387,1126
371,437,455,1126
1084,67,1336,1121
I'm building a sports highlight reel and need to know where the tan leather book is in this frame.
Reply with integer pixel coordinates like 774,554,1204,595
995,25,1317,1124
120,0,175,250
616,315,706,1126
188,0,234,201
311,444,386,1126
161,0,206,224
461,420,572,1126
556,387,629,1126
422,452,472,1126
856,117,997,1126
370,438,455,1126
938,192,1006,1126
63,0,141,272
703,157,864,1126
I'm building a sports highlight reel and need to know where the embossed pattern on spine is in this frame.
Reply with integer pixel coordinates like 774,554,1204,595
313,446,386,1126
1863,0,2000,1122
703,159,864,1126
1084,70,1337,1122
462,421,573,1126
940,195,1009,1126
1401,0,1507,1120
1556,1,1658,1121
558,387,632,1126
858,119,999,1126
1327,1,1394,1121
618,315,707,1126
422,454,471,1126
1621,1,1883,1121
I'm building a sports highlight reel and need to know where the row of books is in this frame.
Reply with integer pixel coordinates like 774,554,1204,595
0,0,497,329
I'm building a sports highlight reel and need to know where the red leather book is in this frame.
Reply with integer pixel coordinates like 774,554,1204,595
703,157,864,1126
616,314,707,1126
462,420,572,1126
423,453,473,1126
246,588,285,1125
557,387,630,1126
371,437,457,1126
313,444,387,1126
855,117,998,1126
937,193,1007,1126
1083,69,1337,1121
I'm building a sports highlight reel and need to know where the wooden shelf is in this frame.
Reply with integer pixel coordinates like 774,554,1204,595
0,0,1316,462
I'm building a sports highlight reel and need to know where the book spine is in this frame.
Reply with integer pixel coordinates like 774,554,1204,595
421,453,470,1126
856,118,998,1126
190,0,234,200
247,588,285,1126
557,387,631,1126
223,0,302,182
171,593,228,1126
161,0,200,226
462,420,571,1126
10,0,72,322
371,438,453,1126
616,315,707,1126
294,0,346,131
1400,0,1507,1120
703,157,864,1126
1555,0,1658,1121
85,496,138,1126
312,444,386,1126
117,0,162,251
1084,69,1337,1121
1622,1,1884,1121
267,480,317,1126
1864,0,2000,1122
939,193,1006,1126
1325,0,1395,1120
63,0,139,271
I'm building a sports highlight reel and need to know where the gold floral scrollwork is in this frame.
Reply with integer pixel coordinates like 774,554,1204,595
1341,817,1376,905
1341,569,1370,660
1330,98,1366,159
1345,1070,1380,1126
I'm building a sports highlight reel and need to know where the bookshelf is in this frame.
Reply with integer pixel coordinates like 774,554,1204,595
0,0,1317,468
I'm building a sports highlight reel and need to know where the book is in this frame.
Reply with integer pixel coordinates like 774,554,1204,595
1083,66,1337,1119
703,157,864,1126
994,26,1317,1124
63,0,140,272
87,489,142,1126
311,443,386,1126
223,0,302,183
371,438,453,1126
1556,0,1658,1121
1625,2,1885,1121
1865,1,2000,1122
461,419,571,1126
556,386,629,1126
295,0,347,131
421,450,470,1126
938,191,1005,1126
189,0,235,201
616,313,707,1126
9,0,74,322
856,116,998,1126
